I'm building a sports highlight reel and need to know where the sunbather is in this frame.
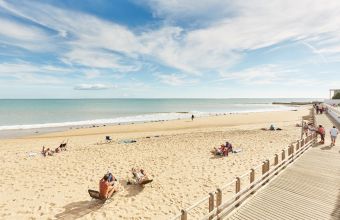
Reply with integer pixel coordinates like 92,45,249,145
41,146,53,156
261,125,282,131
130,168,149,184
212,145,224,156
55,147,61,153
212,146,223,156
212,144,230,156
99,174,119,199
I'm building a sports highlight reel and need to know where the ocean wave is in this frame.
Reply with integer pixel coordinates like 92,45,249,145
0,112,205,131
0,106,297,131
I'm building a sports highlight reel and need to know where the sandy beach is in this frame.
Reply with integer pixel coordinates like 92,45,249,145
0,108,309,219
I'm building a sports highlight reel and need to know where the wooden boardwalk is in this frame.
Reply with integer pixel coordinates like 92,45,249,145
226,113,340,220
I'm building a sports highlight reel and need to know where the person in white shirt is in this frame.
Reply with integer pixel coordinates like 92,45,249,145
330,126,339,146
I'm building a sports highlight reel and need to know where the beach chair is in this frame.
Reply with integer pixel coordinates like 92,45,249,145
88,189,116,201
88,189,102,200
139,179,153,185
105,136,112,143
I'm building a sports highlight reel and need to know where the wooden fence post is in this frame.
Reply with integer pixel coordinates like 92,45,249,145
291,144,294,154
262,161,266,175
281,150,285,161
274,154,278,166
216,188,222,216
209,192,214,220
181,209,187,220
235,177,241,202
250,169,255,186
274,154,279,175
266,160,270,172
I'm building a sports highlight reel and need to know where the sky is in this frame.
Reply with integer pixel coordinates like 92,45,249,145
0,0,340,99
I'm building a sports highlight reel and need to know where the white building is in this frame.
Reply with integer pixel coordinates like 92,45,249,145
330,89,340,99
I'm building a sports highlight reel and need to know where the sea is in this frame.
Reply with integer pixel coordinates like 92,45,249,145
0,98,320,138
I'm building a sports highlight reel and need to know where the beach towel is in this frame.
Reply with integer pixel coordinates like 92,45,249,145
119,139,137,144
27,152,38,157
233,148,242,153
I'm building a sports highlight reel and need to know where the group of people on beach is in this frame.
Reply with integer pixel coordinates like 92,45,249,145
212,141,233,156
98,168,151,200
314,103,326,114
41,141,67,157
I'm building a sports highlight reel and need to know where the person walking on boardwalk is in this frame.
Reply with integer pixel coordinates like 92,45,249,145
330,125,339,147
317,125,325,144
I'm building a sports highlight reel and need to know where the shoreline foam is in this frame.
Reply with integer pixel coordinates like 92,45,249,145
0,106,297,139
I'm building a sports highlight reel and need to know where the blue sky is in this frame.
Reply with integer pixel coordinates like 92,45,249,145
0,0,340,98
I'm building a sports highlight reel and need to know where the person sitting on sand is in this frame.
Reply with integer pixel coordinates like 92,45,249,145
99,174,119,199
106,171,117,183
130,168,149,184
41,146,53,156
59,141,67,151
225,142,233,153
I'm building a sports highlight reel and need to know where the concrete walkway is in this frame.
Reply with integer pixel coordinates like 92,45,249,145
226,113,340,220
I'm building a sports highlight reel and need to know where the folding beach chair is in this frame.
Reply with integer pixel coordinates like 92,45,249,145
88,189,115,201
88,189,102,200
105,136,112,143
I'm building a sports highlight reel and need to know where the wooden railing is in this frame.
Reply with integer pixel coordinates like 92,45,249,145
325,104,340,125
170,110,317,220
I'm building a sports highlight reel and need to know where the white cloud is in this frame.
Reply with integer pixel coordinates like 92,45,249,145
0,17,50,51
74,83,114,90
140,0,340,72
0,62,71,75
155,73,198,86
1,0,340,86
84,70,101,79
218,64,333,87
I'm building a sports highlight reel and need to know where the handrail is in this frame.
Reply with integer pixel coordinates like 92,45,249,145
170,108,317,220
239,171,251,179
219,179,237,191
185,195,211,212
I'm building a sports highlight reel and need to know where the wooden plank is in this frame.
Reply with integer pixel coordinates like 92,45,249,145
225,113,340,220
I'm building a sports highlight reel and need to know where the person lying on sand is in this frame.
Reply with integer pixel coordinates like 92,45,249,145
99,174,119,199
261,124,282,131
212,143,232,156
54,146,61,153
41,146,53,156
212,145,226,156
128,168,149,185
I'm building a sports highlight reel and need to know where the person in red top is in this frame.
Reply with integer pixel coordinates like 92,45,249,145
99,174,118,199
317,125,325,144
